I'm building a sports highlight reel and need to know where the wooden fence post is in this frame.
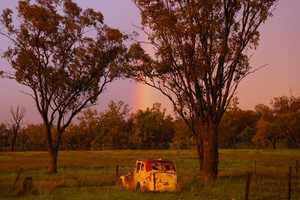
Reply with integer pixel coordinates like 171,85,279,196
288,166,292,200
14,168,23,184
245,172,252,200
64,166,67,185
115,165,119,185
22,177,33,194
296,160,299,173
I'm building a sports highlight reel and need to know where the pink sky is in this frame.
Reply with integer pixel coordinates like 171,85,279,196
0,0,299,123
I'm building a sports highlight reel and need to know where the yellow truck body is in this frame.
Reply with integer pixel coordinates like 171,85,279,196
120,158,177,192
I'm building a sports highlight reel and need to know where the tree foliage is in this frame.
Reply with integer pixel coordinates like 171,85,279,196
0,123,9,151
270,94,300,148
130,103,174,149
99,101,132,150
0,0,127,173
219,109,257,149
0,94,299,151
62,101,174,150
251,104,280,149
130,0,277,182
169,118,195,150
75,108,103,150
62,123,92,150
23,123,47,151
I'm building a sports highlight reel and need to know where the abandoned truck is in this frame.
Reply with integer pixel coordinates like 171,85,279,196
119,158,177,192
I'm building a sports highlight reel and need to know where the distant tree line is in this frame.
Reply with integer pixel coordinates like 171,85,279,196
1,94,300,152
0,101,176,151
219,94,300,149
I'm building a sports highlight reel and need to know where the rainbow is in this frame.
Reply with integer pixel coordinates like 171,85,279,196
134,32,155,111
133,30,175,115
135,83,151,111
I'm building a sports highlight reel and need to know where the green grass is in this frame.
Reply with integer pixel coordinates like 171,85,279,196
0,149,300,199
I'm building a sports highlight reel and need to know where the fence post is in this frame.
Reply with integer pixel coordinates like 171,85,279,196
288,166,292,200
115,165,119,185
245,172,252,200
64,166,67,185
22,177,33,194
296,160,299,173
14,168,23,184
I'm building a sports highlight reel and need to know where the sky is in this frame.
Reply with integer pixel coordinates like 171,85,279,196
0,0,299,124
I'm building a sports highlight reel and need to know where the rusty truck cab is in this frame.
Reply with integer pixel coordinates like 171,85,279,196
133,158,177,192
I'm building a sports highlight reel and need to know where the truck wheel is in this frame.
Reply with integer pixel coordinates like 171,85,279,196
136,182,141,191
136,182,148,192
119,178,123,187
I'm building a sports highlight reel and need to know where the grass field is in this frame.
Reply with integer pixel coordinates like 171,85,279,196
0,149,300,200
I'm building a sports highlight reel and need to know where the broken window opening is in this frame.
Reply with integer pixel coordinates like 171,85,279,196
141,163,145,171
152,164,173,171
136,162,141,173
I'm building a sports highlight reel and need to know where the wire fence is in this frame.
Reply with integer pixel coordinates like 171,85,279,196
6,160,300,199
246,162,300,200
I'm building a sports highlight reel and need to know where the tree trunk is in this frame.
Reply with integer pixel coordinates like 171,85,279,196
196,122,219,183
272,141,276,149
47,148,58,174
11,134,17,152
45,126,59,174
11,140,15,152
